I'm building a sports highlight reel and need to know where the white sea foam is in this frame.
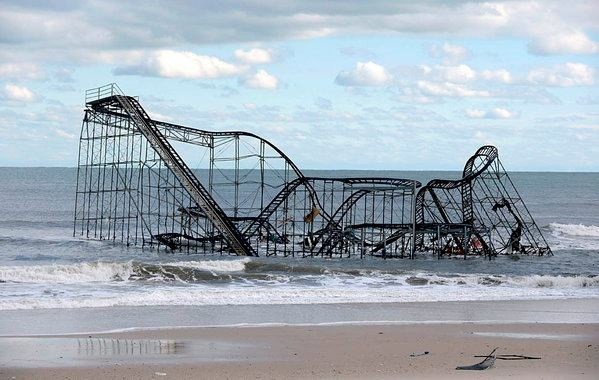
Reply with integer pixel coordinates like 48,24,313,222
0,258,252,284
0,261,135,284
1,263,598,310
550,223,599,238
2,258,598,310
2,260,597,289
1,281,598,310
549,223,599,250
165,258,250,273
505,274,599,288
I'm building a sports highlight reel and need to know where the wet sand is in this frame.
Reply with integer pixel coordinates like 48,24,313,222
2,322,598,379
2,298,599,336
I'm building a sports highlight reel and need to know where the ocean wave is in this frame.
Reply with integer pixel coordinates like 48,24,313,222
0,261,135,284
550,223,599,238
167,258,250,273
1,260,598,290
548,223,599,250
0,258,257,284
0,259,372,285
504,274,599,288
1,281,598,310
395,273,599,289
2,259,599,310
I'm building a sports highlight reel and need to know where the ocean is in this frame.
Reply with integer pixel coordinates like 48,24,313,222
1,168,598,312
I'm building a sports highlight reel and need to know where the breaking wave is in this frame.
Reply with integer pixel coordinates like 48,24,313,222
0,259,251,284
0,261,135,284
1,259,597,288
1,276,598,310
2,256,598,310
549,223,599,250
550,223,599,238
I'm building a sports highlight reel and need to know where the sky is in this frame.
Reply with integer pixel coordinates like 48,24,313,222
0,0,597,171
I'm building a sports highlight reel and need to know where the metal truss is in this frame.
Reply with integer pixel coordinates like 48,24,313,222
414,146,551,257
74,84,551,258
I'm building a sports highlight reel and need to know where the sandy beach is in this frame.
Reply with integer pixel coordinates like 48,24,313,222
2,319,598,379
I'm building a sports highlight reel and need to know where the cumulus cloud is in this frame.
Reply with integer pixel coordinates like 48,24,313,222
234,48,274,64
431,43,468,63
335,61,391,86
529,30,598,55
1,84,36,102
480,69,513,84
54,129,76,139
436,64,476,83
416,81,490,98
465,108,518,119
420,64,514,85
527,63,594,87
0,62,45,80
113,50,243,79
0,0,597,66
146,111,173,122
241,69,278,89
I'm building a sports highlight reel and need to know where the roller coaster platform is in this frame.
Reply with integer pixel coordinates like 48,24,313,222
74,84,551,259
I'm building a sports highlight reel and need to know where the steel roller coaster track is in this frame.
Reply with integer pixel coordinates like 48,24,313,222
74,84,551,259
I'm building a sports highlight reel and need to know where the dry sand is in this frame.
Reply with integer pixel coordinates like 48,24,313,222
2,322,598,379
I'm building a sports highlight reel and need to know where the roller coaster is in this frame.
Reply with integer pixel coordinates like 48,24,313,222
74,84,551,258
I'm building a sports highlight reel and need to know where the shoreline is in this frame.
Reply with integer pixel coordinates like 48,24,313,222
2,322,598,379
2,298,599,337
3,298,598,378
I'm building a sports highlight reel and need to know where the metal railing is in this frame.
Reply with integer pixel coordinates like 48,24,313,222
85,83,124,104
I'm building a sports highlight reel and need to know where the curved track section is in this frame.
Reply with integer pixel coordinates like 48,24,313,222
415,146,497,225
414,146,550,256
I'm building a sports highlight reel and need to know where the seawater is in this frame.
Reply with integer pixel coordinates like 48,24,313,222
0,168,598,311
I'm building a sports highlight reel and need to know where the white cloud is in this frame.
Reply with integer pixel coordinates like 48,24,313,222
2,84,36,102
416,81,490,98
54,129,75,139
465,108,518,119
335,61,391,86
234,48,274,64
438,64,476,83
147,111,173,122
529,30,598,55
113,50,243,79
420,64,477,83
527,63,594,87
480,69,513,84
0,62,45,80
465,109,486,119
241,69,278,89
431,43,468,63
421,64,514,85
1,0,598,66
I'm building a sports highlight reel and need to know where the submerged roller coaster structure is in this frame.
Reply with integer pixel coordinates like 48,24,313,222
74,84,551,259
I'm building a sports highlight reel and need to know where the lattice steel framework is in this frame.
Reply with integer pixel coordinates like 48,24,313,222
74,84,551,258
414,146,552,257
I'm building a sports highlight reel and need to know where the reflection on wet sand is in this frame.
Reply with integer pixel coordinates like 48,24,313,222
77,338,184,357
